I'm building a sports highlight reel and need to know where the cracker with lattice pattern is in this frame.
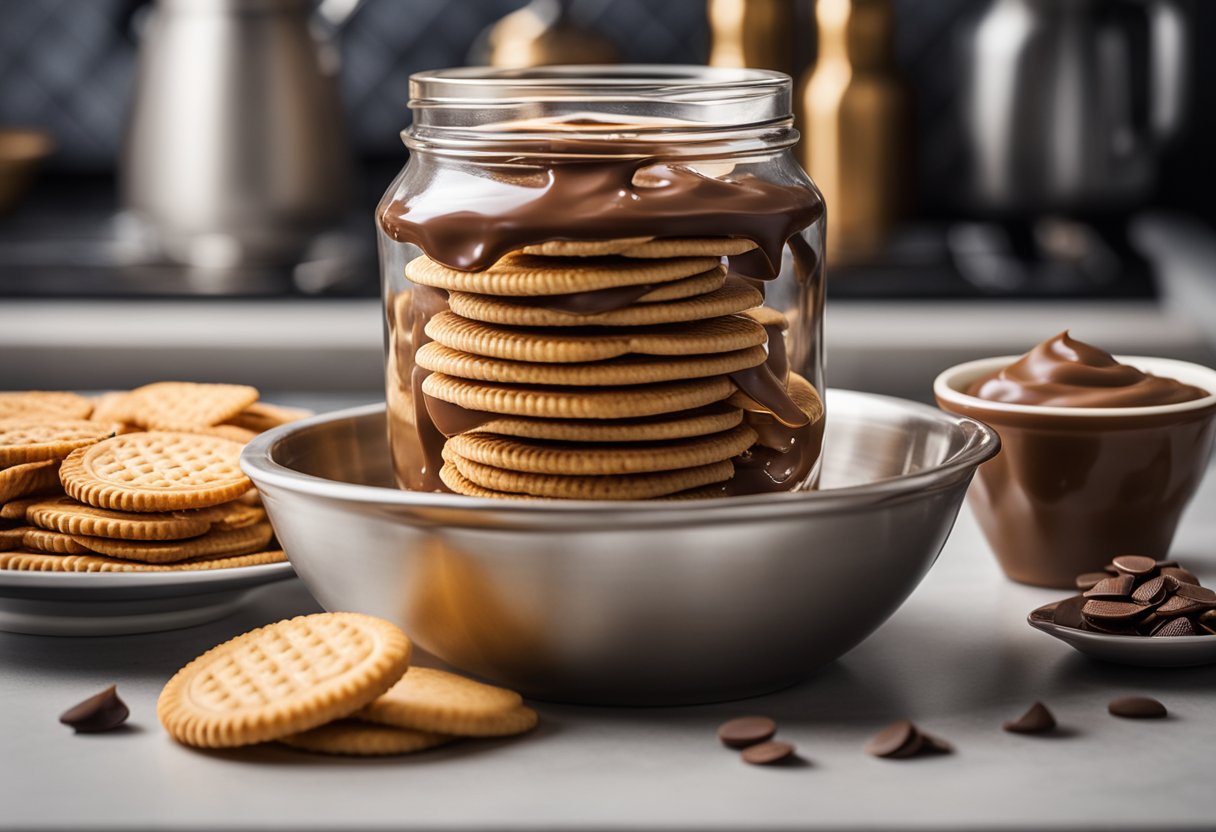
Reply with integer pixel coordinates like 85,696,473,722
27,496,212,541
0,392,94,422
356,667,537,737
0,548,286,572
278,721,455,756
0,420,117,466
122,382,259,431
74,521,271,564
157,612,412,748
0,459,61,504
60,432,251,512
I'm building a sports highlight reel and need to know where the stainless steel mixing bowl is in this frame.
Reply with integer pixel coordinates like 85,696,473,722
243,390,999,705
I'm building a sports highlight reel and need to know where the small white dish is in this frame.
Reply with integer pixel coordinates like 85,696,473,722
0,563,295,636
1028,600,1216,668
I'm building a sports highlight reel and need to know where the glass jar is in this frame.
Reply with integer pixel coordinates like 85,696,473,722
377,66,826,499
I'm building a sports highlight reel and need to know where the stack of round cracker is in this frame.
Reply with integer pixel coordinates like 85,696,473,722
158,612,538,756
405,238,821,499
0,384,309,572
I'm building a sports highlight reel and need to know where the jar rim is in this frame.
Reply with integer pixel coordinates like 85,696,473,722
409,65,790,105
405,65,795,157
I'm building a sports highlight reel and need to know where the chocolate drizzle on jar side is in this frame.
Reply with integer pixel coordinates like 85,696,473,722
967,331,1209,408
382,157,824,496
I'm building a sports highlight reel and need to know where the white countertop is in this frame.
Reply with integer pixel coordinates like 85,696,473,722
2,445,1214,829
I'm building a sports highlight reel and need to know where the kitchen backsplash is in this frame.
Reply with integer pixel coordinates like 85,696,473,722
0,0,1210,220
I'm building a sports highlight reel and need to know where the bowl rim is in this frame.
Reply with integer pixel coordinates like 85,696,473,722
241,388,1000,517
934,355,1216,419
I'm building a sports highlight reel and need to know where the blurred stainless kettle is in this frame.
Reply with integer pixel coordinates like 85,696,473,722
960,0,1187,214
121,0,355,268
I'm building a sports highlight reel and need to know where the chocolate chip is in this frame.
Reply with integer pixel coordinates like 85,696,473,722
1161,566,1199,586
1075,572,1110,591
59,685,129,733
1084,575,1135,599
1052,595,1087,628
717,715,777,749
865,720,947,759
865,720,917,758
1108,696,1167,719
1172,583,1216,605
1157,594,1205,616
1112,556,1158,577
1130,575,1168,606
740,740,796,766
1082,599,1151,622
1003,701,1057,734
1151,617,1198,637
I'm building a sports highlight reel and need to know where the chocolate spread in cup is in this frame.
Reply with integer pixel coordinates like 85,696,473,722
966,331,1207,408
380,150,825,496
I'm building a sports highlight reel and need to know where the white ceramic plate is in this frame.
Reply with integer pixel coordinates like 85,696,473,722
0,562,295,636
1028,601,1216,668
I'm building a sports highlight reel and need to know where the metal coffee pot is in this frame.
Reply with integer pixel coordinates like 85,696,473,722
121,0,354,268
960,0,1187,214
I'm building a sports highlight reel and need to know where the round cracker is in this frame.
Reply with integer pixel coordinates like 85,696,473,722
0,392,94,422
416,342,766,387
0,459,61,504
426,312,766,363
728,372,825,426
74,521,272,564
472,404,744,443
278,721,455,756
20,526,91,555
27,496,213,541
443,448,734,500
521,236,757,259
406,253,718,296
157,612,412,749
446,424,758,476
422,373,734,421
439,464,533,500
59,432,252,512
356,667,537,737
447,280,762,327
0,420,118,466
0,548,287,572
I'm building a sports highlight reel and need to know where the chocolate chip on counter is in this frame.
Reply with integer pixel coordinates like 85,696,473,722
1075,572,1110,591
1161,566,1199,586
1003,701,1057,734
1130,575,1168,606
1112,556,1158,577
59,685,129,733
717,715,777,749
1151,617,1198,637
1052,595,1087,629
740,740,797,766
1084,575,1135,599
865,719,916,758
1082,599,1151,623
865,720,949,759
1108,696,1167,719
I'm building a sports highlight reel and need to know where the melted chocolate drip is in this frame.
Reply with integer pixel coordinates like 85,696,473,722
379,160,823,277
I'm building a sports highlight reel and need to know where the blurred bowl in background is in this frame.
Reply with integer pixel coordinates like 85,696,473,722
0,128,54,214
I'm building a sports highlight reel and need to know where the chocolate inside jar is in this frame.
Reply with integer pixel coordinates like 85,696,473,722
379,88,826,499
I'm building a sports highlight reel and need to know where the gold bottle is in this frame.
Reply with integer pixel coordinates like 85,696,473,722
800,0,910,262
707,0,804,78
